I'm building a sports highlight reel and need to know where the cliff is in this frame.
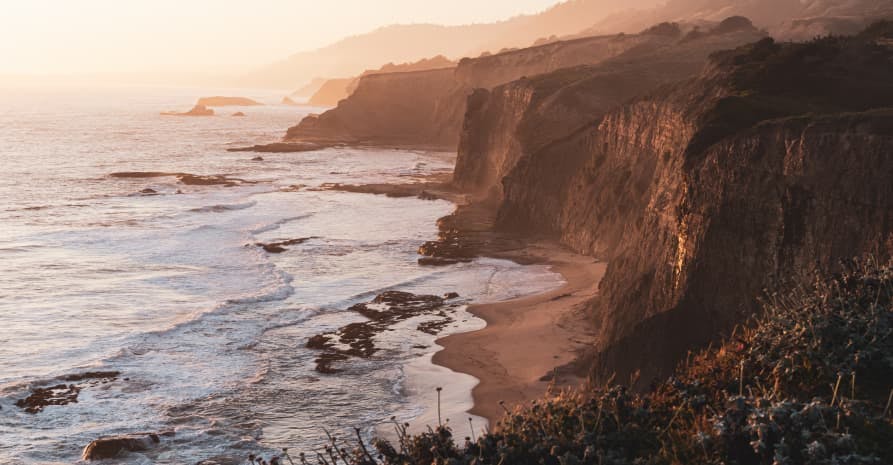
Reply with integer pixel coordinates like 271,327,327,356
453,19,764,196
306,56,457,108
307,78,357,107
287,68,463,148
285,29,698,148
467,26,893,384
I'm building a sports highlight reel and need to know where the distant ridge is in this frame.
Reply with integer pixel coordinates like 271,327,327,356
238,0,661,89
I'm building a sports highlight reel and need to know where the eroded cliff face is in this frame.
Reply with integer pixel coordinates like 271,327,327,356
284,31,671,149
455,22,764,202
286,68,464,148
459,26,893,385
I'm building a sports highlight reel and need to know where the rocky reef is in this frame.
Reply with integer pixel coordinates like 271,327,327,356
306,291,460,373
454,23,893,385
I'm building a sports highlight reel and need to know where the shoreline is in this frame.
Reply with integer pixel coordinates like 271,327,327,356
431,242,606,429
322,176,606,430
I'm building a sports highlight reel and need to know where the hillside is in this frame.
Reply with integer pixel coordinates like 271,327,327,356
452,23,893,385
284,21,762,149
238,0,662,89
251,259,893,465
582,0,893,39
306,55,456,107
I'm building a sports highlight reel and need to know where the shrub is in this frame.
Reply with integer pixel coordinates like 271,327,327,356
257,258,892,465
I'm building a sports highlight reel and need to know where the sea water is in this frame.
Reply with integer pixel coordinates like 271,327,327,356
0,86,564,464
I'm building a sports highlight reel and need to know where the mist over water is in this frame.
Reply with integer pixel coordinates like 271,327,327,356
0,88,563,464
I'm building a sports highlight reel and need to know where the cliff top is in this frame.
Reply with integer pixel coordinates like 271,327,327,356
687,21,893,156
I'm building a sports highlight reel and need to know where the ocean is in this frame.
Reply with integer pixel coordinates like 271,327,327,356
0,86,563,464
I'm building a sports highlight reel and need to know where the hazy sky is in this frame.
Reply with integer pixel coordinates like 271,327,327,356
0,0,562,75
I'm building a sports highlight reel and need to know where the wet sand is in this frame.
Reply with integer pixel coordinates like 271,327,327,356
432,241,606,428
320,177,605,430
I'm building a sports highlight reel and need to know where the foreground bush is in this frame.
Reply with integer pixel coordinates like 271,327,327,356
259,258,892,465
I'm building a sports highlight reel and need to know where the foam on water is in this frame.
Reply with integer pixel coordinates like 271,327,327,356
0,87,564,464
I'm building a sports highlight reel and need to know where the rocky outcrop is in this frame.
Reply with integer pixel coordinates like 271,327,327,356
109,172,257,187
284,30,682,149
196,96,262,107
307,291,460,373
464,26,893,385
82,432,172,460
161,104,214,116
16,371,120,414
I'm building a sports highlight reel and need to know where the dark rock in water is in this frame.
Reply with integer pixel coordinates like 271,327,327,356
16,371,120,414
62,371,120,382
251,156,264,161
417,316,452,335
82,432,171,460
110,172,255,188
139,188,158,195
418,257,472,266
227,142,327,153
231,112,247,117
444,292,460,299
16,384,80,414
176,174,246,187
417,190,439,201
255,237,314,254
307,291,459,373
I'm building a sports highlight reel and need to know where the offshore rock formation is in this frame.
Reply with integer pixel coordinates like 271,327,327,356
457,25,893,385
160,104,214,117
285,29,693,149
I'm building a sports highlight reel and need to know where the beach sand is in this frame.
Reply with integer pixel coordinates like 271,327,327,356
322,178,606,430
432,241,606,428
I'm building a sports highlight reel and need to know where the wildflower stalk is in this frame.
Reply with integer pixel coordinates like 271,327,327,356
436,387,443,427
832,373,843,406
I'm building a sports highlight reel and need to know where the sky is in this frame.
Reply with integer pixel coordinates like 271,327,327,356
0,0,563,75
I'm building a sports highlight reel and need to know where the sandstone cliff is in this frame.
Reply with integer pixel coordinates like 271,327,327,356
285,29,701,149
453,19,764,197
466,26,893,385
306,56,457,108
307,78,357,107
287,68,463,147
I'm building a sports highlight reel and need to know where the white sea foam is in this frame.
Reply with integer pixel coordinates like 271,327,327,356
0,87,563,465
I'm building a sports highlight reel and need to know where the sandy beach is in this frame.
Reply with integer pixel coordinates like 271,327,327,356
432,241,607,428
321,177,607,429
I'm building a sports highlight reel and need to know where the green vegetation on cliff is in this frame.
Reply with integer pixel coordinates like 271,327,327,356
254,259,893,465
